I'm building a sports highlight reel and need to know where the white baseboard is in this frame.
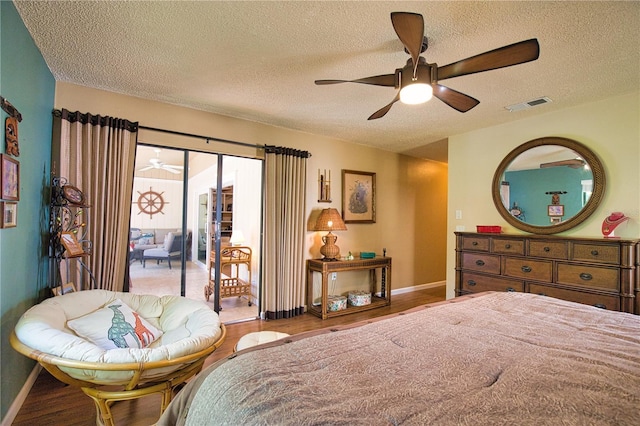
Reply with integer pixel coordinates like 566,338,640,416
390,280,446,295
1,364,42,426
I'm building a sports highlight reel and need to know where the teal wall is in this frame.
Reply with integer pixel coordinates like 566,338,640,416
505,166,592,226
1,2,55,421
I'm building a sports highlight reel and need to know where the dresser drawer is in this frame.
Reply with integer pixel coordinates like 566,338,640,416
503,257,552,281
461,235,490,252
556,263,619,291
460,272,523,293
571,243,620,265
528,240,568,259
491,238,525,255
529,283,620,311
461,253,500,274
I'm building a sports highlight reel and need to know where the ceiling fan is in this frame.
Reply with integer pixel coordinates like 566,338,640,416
540,158,586,169
138,149,183,174
315,12,540,120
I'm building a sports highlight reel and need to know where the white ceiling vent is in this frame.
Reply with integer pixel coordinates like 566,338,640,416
505,97,553,112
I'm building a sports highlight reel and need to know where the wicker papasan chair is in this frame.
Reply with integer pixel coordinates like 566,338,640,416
10,290,226,426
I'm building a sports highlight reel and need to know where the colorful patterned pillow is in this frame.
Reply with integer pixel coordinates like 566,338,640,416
137,236,153,245
67,299,163,350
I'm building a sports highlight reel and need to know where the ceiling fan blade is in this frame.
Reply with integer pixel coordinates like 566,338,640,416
540,159,585,169
432,84,480,113
161,166,181,174
368,93,400,120
391,12,424,75
315,74,396,87
437,39,540,81
138,165,154,172
164,165,184,170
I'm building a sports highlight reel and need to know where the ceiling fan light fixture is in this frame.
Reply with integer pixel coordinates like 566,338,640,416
400,82,433,104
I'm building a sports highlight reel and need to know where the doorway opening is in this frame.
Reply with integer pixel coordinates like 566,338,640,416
128,144,262,324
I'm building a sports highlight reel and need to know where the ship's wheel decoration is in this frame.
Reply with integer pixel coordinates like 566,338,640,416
137,187,167,219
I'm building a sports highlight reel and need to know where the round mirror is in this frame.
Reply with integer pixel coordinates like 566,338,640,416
492,137,605,234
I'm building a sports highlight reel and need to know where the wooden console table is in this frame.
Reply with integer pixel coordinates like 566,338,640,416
306,257,391,319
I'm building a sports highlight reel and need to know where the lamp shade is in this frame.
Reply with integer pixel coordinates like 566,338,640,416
314,208,347,232
230,229,245,246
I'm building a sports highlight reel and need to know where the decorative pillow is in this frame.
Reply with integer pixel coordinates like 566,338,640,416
138,236,153,245
163,232,175,251
163,232,181,251
67,299,163,350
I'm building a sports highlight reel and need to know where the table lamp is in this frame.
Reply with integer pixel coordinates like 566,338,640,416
314,208,347,261
230,230,245,246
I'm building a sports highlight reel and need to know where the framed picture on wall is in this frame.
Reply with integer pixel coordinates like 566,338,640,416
342,169,376,223
548,204,564,216
0,201,17,228
0,154,19,201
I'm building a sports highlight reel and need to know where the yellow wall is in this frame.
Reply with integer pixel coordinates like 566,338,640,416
447,92,640,298
55,82,448,291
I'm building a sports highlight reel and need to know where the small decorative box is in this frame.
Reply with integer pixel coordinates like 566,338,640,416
348,291,371,306
327,295,347,311
476,225,502,233
360,252,375,259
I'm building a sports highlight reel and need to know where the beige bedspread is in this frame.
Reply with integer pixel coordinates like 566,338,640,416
159,292,640,425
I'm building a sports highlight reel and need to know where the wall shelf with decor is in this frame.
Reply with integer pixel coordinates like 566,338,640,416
210,185,233,239
49,176,95,293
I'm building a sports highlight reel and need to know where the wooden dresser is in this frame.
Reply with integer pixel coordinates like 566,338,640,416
455,232,638,314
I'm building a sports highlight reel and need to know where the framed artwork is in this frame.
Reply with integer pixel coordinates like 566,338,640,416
0,154,19,200
0,201,17,228
62,185,85,205
52,282,77,296
342,169,376,223
60,231,85,257
548,204,564,216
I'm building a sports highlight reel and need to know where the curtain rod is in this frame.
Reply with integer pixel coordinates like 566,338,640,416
139,125,261,150
139,125,311,158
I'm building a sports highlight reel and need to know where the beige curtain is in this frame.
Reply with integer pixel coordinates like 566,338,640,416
262,146,310,319
52,109,138,292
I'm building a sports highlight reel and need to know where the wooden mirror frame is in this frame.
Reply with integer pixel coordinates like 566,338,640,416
491,137,606,234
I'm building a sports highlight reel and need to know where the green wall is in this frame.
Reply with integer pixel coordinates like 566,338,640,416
1,2,55,421
505,166,592,225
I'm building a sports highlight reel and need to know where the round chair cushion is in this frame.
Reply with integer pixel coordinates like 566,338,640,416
14,290,222,384
235,331,290,351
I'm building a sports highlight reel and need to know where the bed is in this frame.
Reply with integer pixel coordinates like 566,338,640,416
159,291,640,425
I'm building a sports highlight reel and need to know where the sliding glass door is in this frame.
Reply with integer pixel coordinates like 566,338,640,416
128,143,262,322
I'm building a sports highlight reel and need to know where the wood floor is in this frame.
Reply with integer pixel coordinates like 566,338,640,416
12,286,445,426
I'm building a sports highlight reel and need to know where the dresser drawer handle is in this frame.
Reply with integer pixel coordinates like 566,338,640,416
467,280,477,287
505,244,511,249
591,250,599,256
593,303,606,309
544,247,550,252
579,272,593,281
475,260,485,266
472,241,478,246
521,266,532,273
506,287,516,292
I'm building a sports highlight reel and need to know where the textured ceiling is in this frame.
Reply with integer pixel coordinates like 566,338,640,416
14,1,640,162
